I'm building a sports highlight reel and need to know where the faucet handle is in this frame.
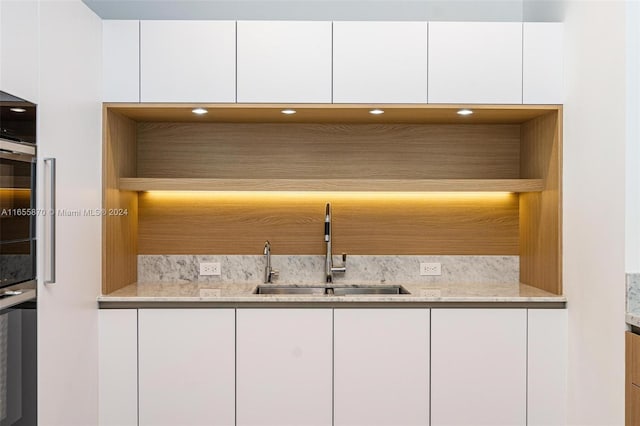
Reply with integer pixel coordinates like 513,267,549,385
342,253,347,263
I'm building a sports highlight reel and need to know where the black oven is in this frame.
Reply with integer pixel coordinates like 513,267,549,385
0,298,37,426
0,92,37,426
0,92,36,289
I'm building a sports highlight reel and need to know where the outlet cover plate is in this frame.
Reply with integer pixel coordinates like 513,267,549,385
199,262,221,276
420,262,441,276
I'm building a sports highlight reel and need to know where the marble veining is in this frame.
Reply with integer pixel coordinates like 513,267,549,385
628,273,640,315
99,281,565,304
138,255,519,285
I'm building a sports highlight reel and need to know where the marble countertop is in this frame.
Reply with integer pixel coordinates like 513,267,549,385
98,281,566,308
628,313,640,328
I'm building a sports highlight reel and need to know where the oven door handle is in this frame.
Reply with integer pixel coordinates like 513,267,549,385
0,289,37,311
44,157,56,284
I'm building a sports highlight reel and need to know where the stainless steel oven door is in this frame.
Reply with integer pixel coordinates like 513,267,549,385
0,142,36,289
0,288,37,426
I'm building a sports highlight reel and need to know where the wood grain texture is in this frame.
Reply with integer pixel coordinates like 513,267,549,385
519,110,562,294
106,103,559,124
628,332,640,426
137,192,519,255
136,123,521,179
120,178,543,192
103,108,138,294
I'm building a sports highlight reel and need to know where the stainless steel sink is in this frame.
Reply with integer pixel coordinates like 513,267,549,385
253,285,410,295
253,286,326,295
332,285,410,296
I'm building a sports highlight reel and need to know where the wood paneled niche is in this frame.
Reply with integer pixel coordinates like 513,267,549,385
103,104,562,295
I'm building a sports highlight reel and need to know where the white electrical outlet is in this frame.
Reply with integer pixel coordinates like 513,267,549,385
420,262,441,276
199,262,221,276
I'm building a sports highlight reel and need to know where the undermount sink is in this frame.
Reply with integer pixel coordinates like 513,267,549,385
253,285,410,296
253,286,326,295
332,285,410,295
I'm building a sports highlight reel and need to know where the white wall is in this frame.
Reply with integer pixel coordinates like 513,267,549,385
626,0,640,272
37,1,102,425
563,1,626,425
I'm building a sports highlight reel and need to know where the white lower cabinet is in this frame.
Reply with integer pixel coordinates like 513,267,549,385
99,306,566,426
528,309,567,426
236,309,333,426
431,309,527,426
334,309,430,426
99,310,138,426
138,309,235,426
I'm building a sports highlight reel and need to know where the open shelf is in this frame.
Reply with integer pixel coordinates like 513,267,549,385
103,103,562,296
119,178,545,192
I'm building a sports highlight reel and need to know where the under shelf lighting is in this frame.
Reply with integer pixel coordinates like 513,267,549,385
10,108,26,113
369,109,385,115
192,108,208,115
281,109,297,115
457,109,474,116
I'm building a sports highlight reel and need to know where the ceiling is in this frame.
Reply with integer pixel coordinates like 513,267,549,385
82,0,564,21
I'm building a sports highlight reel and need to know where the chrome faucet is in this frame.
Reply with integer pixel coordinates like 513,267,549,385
324,203,347,283
263,241,279,283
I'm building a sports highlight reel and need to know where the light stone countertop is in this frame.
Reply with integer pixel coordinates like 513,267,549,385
98,281,566,308
628,313,640,328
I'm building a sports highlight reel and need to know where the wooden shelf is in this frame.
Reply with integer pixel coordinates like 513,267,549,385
119,178,544,192
106,103,560,125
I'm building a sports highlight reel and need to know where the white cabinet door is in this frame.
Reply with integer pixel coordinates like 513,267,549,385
334,309,430,426
523,23,563,104
428,22,523,104
431,309,527,426
37,2,102,424
237,21,332,103
333,22,428,103
237,309,332,426
528,309,567,426
140,20,236,102
103,20,140,102
138,309,235,426
99,310,137,426
0,0,39,102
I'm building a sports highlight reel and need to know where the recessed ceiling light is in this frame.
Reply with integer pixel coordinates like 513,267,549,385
10,108,26,113
457,109,473,116
369,109,384,115
192,108,208,115
281,109,297,115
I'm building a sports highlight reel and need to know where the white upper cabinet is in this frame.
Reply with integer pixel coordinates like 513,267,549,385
333,22,428,103
103,20,140,102
428,22,523,104
523,22,563,104
140,20,236,103
0,0,38,102
237,21,332,103
431,309,527,426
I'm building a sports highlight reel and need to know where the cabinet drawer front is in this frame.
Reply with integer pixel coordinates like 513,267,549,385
236,308,333,426
431,309,527,426
138,309,235,426
334,309,430,426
